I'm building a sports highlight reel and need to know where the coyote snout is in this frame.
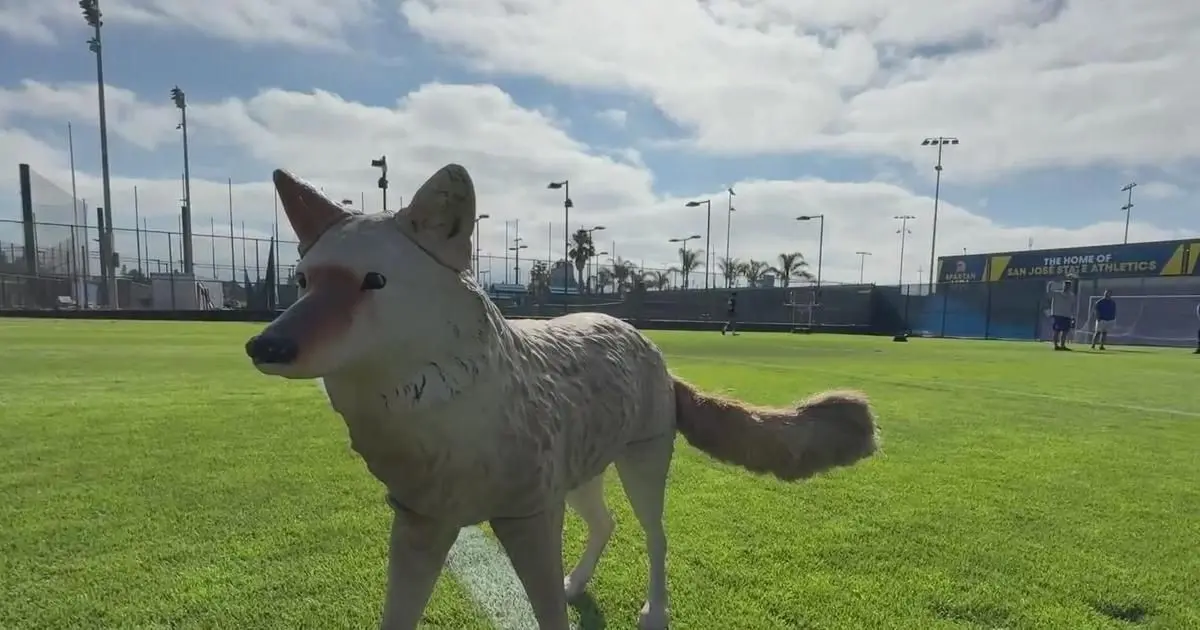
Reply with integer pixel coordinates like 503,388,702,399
245,333,298,366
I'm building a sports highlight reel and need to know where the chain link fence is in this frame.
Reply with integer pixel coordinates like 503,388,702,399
5,218,1198,346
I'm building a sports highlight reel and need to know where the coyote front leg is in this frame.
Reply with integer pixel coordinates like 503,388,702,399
379,503,460,630
491,505,570,630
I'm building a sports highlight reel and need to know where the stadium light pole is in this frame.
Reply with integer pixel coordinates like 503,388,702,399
724,187,736,288
796,215,825,291
922,136,959,291
855,251,872,284
473,213,490,282
171,85,195,275
594,250,610,290
547,180,573,302
895,215,916,286
586,225,605,292
684,199,713,290
81,0,115,306
1121,181,1137,244
371,155,388,212
669,234,702,290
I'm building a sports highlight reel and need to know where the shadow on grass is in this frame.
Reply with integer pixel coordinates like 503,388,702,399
1091,600,1151,624
569,592,606,630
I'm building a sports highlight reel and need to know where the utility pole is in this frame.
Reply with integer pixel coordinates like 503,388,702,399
724,187,735,288
1121,182,1137,244
855,251,872,284
685,199,713,290
922,136,960,291
171,85,194,274
81,0,116,306
895,215,915,287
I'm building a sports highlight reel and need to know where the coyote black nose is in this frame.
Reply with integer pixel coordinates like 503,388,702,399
246,334,298,364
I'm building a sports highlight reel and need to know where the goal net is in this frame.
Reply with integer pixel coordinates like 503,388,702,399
1075,294,1200,348
786,289,816,331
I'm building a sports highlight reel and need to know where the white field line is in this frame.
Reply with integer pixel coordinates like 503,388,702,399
318,379,566,629
446,526,549,630
674,354,1200,419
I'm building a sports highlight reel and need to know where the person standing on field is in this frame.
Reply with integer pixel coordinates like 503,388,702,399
722,291,738,336
1194,301,1199,354
1091,289,1117,350
1048,278,1076,351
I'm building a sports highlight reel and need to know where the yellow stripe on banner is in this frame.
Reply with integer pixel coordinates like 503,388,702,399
1160,244,1186,275
987,255,1012,282
1188,242,1200,275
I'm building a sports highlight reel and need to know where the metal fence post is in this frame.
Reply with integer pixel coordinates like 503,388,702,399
168,233,177,310
984,282,993,339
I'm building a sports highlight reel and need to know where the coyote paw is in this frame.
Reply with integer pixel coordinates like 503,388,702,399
637,601,669,630
563,575,588,600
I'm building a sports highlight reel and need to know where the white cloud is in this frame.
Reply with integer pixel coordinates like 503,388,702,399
400,0,1200,180
2,79,1191,289
1138,181,1185,200
596,108,627,127
0,0,374,50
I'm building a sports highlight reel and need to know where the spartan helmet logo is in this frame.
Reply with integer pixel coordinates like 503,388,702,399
955,260,967,273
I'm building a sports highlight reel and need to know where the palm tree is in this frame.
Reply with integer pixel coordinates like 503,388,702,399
527,260,550,298
596,267,614,294
647,270,671,290
567,229,596,292
610,257,639,295
671,248,702,290
718,256,742,288
741,259,770,287
772,252,814,287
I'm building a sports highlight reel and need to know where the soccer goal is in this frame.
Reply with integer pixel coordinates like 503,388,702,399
786,289,817,332
1075,294,1200,348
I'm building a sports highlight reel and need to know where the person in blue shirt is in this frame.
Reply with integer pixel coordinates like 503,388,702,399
1091,289,1117,350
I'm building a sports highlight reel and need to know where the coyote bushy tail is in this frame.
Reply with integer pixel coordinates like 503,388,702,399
672,377,878,481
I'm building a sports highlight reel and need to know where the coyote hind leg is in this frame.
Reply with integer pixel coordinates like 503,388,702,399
564,473,616,599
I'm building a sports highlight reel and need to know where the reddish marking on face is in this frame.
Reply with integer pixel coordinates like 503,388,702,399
266,263,368,364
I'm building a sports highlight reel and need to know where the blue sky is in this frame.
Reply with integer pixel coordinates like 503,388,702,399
1,0,1197,284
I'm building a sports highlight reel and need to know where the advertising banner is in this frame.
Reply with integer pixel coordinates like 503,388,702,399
938,240,1200,283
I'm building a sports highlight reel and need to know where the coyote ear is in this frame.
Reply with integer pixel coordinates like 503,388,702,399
395,164,475,272
274,169,352,256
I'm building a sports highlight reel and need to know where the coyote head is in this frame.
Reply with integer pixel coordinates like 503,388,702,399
246,164,478,379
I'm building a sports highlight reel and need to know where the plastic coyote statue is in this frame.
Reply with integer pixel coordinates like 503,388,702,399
246,164,880,630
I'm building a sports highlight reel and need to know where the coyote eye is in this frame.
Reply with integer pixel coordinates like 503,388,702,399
362,272,387,291
295,273,307,289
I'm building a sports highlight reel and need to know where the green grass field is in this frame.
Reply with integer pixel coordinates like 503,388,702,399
1,319,1198,630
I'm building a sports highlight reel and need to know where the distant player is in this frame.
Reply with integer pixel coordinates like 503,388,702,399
1091,289,1116,350
1048,278,1076,351
1194,301,1199,354
722,291,738,336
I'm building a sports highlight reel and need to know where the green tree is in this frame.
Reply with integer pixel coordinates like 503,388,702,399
527,260,550,300
740,259,769,287
610,257,639,295
718,256,742,288
596,267,614,294
567,229,596,292
671,248,702,290
647,270,671,290
772,252,813,287
123,266,149,284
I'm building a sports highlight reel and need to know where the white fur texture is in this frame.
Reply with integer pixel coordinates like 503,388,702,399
251,165,876,630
